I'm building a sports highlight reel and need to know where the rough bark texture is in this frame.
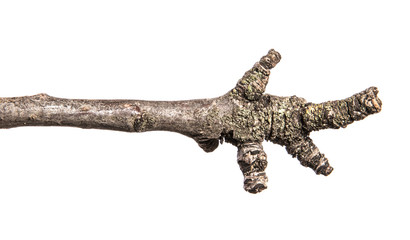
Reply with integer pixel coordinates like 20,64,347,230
0,49,382,193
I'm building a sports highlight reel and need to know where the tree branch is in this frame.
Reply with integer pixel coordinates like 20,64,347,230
0,49,382,193
233,49,281,101
302,87,382,132
286,136,333,176
237,142,268,193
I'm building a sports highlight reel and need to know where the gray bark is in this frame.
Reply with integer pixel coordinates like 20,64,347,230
0,49,382,193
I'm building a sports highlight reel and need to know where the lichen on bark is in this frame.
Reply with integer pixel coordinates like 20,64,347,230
0,49,382,193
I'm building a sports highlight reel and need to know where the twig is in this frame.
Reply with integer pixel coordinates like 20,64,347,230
0,49,382,193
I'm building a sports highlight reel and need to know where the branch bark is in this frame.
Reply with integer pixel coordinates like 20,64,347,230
0,49,382,193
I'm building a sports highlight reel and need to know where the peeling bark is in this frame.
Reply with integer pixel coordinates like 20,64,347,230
0,49,382,193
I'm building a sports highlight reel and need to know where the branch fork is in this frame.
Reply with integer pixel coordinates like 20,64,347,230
0,49,382,193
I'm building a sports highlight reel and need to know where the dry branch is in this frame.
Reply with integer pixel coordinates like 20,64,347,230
0,49,382,193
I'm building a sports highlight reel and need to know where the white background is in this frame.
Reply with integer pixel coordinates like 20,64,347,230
0,1,408,239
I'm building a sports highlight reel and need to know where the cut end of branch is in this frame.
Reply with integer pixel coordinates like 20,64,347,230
244,172,268,193
260,49,281,69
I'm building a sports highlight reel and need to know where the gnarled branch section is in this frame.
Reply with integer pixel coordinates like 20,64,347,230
233,49,281,101
302,87,382,132
0,49,382,193
286,136,333,176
